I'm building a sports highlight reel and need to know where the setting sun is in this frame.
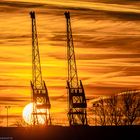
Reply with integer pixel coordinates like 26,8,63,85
22,103,47,125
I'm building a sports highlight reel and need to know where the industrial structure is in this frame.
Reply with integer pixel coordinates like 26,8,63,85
64,11,88,126
30,11,51,126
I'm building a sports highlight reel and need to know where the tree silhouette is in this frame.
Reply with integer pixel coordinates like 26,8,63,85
121,91,140,125
106,96,122,126
92,91,140,126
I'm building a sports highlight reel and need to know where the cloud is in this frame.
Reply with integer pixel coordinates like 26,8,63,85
1,0,140,19
0,96,30,106
0,114,21,118
0,96,29,102
0,0,44,9
0,85,28,89
85,83,139,97
50,95,66,102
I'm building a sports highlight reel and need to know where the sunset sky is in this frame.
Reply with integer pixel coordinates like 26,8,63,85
0,0,140,126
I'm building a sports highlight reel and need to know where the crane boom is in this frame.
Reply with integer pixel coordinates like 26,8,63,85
30,11,51,126
65,11,88,126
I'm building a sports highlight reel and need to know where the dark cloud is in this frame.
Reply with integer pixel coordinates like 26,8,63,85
46,32,140,53
0,56,15,61
0,0,140,21
0,34,30,40
0,96,29,102
0,33,31,46
123,66,140,77
48,34,65,42
0,0,65,14
47,52,140,61
77,53,140,60
50,95,66,102
0,0,140,49
80,0,140,5
81,65,140,74
0,96,30,106
85,84,139,96
107,11,140,21
0,85,28,89
0,0,45,9
76,36,140,52
72,10,140,21
0,114,21,118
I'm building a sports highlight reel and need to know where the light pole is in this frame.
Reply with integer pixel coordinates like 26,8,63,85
5,106,10,127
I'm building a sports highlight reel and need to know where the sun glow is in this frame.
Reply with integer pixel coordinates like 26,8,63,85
22,103,47,125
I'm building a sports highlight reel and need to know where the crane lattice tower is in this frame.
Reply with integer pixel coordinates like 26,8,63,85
64,11,88,126
30,11,51,126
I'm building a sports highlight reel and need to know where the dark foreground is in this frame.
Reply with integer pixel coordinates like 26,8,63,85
0,125,139,140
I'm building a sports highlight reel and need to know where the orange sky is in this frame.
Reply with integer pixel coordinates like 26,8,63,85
0,0,140,126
